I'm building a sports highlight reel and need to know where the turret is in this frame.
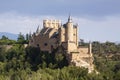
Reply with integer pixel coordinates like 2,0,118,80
66,16,73,41
36,25,41,36
89,41,92,56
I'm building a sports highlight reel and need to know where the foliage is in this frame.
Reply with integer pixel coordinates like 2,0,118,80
92,41,120,55
17,33,26,44
0,35,16,45
0,36,120,79
25,46,68,70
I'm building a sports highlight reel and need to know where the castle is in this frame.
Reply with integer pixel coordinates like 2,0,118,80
29,16,94,73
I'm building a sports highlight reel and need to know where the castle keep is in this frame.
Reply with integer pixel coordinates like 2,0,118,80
29,16,94,72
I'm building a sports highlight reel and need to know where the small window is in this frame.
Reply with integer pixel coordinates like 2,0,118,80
44,43,48,46
73,34,75,36
51,45,53,48
37,44,39,47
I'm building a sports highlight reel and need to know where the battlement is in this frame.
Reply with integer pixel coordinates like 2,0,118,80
43,19,61,29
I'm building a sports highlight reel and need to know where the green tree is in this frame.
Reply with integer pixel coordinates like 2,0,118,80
0,46,6,62
25,33,29,44
92,41,101,54
17,32,25,44
1,35,8,40
114,71,120,80
55,53,68,68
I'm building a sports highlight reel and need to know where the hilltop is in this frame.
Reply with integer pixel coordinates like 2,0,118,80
0,32,18,40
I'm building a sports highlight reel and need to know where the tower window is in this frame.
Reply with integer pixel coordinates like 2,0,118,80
73,34,75,36
37,44,39,47
44,43,48,46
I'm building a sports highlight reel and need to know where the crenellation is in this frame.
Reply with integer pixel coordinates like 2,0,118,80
43,19,61,29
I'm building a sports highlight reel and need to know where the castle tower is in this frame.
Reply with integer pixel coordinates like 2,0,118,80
59,27,65,43
66,16,73,41
64,16,78,53
88,41,93,56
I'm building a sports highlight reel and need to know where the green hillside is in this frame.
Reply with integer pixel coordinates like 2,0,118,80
0,35,120,80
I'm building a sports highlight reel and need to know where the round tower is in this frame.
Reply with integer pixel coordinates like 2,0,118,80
66,16,73,41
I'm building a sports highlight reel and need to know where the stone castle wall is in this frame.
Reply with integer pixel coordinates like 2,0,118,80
29,17,94,72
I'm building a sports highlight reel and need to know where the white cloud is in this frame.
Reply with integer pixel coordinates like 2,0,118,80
0,13,64,34
0,12,120,42
0,13,37,34
72,15,120,42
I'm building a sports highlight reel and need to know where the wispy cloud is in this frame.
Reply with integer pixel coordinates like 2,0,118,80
0,12,41,34
0,12,120,41
73,15,120,42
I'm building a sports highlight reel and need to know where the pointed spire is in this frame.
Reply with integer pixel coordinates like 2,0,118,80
36,25,39,33
68,13,72,22
29,31,32,39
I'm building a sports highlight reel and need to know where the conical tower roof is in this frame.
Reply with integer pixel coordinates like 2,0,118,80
68,15,72,22
36,25,40,33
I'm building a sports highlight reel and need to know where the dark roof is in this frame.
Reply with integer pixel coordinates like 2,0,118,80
46,28,53,34
62,24,77,28
50,32,58,38
40,28,48,34
63,24,67,28
73,25,77,28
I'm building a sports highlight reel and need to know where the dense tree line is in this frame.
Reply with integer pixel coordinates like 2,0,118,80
0,35,120,80
0,33,30,45
92,41,120,55
0,35,16,45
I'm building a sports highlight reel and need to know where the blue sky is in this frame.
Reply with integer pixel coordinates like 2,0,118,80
0,0,120,42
